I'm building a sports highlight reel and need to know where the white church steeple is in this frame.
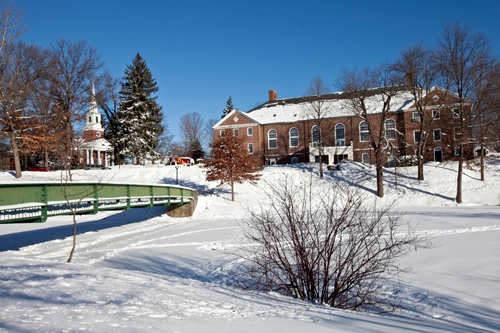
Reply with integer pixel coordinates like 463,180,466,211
83,82,104,142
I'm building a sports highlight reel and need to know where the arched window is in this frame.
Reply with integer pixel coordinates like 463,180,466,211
311,125,320,147
385,119,396,140
434,147,443,162
359,121,369,142
335,123,345,146
268,129,277,149
289,127,299,147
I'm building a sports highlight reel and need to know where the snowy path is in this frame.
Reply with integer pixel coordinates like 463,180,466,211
1,163,500,332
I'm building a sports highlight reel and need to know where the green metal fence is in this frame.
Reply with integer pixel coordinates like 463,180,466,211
0,182,194,223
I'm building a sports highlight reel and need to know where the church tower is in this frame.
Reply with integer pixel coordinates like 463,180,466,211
83,83,105,142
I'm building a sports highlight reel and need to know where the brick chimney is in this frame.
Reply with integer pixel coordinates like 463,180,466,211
268,90,277,101
406,72,412,86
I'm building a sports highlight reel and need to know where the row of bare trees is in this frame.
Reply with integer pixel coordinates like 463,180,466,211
307,23,500,202
0,3,117,179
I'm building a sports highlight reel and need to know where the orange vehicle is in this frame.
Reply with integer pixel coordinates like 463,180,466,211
166,157,194,166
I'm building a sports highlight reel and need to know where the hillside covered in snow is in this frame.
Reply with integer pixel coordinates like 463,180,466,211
0,160,499,332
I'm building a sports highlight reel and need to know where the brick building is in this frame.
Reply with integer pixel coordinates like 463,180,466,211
213,86,469,166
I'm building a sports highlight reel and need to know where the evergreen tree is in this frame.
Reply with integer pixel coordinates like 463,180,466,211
222,96,234,118
191,138,204,160
117,53,163,164
204,131,261,201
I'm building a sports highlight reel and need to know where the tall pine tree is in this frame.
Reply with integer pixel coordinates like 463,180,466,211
117,53,164,164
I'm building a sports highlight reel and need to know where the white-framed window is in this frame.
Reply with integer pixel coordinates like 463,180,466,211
432,109,440,119
387,154,395,168
233,128,239,136
454,127,461,141
385,119,396,140
311,125,320,145
289,127,299,147
453,108,461,118
220,130,225,137
359,121,369,142
269,159,277,165
291,157,298,164
412,112,420,122
335,123,345,146
433,128,441,142
268,129,277,149
414,130,421,143
362,153,370,164
247,127,253,136
455,146,461,156
248,143,253,154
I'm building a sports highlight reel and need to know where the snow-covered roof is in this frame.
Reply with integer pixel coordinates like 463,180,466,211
246,86,416,125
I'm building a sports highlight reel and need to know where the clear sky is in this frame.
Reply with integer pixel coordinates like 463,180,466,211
18,0,500,141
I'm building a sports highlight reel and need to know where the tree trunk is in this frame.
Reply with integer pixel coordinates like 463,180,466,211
7,117,22,178
375,151,384,198
480,143,485,181
456,145,463,203
65,118,73,181
319,146,324,178
417,146,424,181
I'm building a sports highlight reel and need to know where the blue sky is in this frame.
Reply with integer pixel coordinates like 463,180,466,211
19,0,500,140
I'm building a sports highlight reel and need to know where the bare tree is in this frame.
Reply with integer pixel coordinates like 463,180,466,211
231,174,430,310
393,43,445,181
204,117,218,153
49,39,105,179
436,23,494,203
179,112,205,158
337,63,402,197
0,41,50,178
303,75,333,178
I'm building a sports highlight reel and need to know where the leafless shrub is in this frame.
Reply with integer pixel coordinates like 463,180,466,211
230,175,431,311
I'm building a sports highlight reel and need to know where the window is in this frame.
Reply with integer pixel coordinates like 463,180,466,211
455,146,461,156
433,128,441,142
454,127,461,140
385,119,396,140
453,108,461,118
220,130,225,137
96,116,98,123
89,116,92,123
247,127,253,136
414,130,421,143
268,129,277,149
233,128,239,136
289,127,299,147
291,157,298,164
432,110,440,119
362,153,370,164
434,147,443,162
248,143,253,154
269,159,277,165
335,123,345,146
311,125,320,145
359,121,369,142
412,112,420,122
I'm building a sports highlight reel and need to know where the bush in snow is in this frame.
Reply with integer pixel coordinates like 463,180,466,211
231,175,431,311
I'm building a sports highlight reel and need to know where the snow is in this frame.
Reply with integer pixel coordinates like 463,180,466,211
0,160,499,332
246,90,416,125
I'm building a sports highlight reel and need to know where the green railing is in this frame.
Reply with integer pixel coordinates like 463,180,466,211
0,182,194,223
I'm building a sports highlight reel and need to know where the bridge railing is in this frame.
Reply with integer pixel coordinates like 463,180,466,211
0,182,194,223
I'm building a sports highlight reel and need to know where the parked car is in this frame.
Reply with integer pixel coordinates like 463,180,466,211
29,166,53,172
84,164,110,170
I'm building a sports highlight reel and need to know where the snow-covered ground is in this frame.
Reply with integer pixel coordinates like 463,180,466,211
0,160,499,332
